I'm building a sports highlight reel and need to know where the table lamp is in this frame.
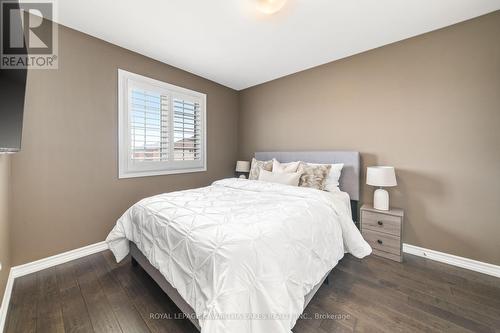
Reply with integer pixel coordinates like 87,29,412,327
366,166,397,211
235,161,250,179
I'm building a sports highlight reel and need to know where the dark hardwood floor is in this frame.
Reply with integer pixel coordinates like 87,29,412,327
5,251,500,333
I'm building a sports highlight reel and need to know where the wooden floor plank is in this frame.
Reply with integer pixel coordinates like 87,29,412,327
339,255,453,299
36,267,65,333
338,254,500,326
404,254,500,290
332,268,471,332
5,273,38,333
102,251,196,333
307,301,357,333
327,275,441,332
407,296,494,333
56,260,95,333
5,250,500,333
88,253,150,333
73,257,123,333
398,254,500,299
449,286,500,313
407,288,500,331
343,255,500,330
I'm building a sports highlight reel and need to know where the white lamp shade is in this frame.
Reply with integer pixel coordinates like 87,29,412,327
235,160,250,172
366,166,397,187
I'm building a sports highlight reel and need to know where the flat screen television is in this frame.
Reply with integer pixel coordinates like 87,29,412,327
0,0,27,153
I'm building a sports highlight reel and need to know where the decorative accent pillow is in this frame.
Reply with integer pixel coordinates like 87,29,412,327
272,159,300,173
307,163,344,192
249,158,273,180
297,162,332,190
258,169,301,186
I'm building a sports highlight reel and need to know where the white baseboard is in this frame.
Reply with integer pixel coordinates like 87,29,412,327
403,243,500,278
10,241,109,279
0,241,109,332
0,269,14,333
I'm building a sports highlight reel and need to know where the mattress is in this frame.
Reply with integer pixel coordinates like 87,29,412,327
330,189,353,218
106,178,371,333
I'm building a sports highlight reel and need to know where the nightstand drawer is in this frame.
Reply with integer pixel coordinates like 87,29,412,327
363,229,401,256
361,211,401,236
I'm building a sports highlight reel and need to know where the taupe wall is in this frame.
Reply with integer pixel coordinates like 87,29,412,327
8,12,500,267
0,155,10,300
10,24,239,265
238,12,500,265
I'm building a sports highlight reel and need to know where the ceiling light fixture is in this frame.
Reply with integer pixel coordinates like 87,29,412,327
256,0,287,15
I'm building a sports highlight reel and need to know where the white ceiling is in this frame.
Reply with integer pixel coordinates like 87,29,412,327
56,0,500,90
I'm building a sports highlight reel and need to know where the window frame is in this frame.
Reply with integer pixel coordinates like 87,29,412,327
118,69,207,179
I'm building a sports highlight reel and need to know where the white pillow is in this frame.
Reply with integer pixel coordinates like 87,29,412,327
258,169,301,186
272,159,300,173
307,163,344,192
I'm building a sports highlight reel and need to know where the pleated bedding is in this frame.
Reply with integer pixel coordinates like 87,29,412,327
107,178,371,333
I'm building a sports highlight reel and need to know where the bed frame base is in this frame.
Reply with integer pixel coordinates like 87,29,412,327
129,242,331,332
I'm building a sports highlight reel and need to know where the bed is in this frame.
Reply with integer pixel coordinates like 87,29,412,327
106,151,371,333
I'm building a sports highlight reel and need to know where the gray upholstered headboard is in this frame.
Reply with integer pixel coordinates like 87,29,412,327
255,151,360,201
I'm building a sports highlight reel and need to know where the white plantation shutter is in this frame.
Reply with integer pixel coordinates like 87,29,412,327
130,90,169,162
173,97,202,161
118,70,206,178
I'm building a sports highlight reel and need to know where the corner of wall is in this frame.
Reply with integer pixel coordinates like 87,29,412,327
0,154,11,302
236,89,244,160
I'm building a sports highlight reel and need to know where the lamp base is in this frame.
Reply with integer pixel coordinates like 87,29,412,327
373,188,389,211
235,172,248,179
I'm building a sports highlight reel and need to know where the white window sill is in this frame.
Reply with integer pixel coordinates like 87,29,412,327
118,167,207,179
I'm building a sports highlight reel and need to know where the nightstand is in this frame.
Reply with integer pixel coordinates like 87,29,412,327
361,204,404,262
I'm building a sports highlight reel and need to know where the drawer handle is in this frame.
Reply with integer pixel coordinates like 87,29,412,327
377,221,383,226
377,239,383,244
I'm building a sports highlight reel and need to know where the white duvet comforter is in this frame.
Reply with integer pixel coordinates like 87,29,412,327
106,178,371,333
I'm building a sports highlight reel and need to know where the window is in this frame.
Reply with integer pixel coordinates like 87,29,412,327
118,69,206,178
